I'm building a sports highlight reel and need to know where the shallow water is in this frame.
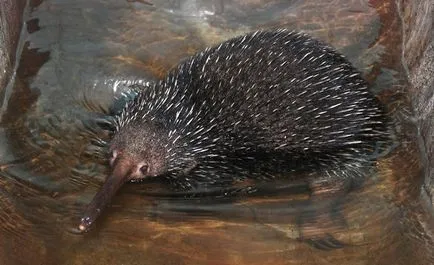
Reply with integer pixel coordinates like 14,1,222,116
0,0,433,264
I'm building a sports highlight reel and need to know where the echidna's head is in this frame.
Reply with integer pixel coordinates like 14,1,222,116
109,120,169,180
78,119,171,232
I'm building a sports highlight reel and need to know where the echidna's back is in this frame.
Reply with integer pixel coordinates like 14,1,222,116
160,30,389,158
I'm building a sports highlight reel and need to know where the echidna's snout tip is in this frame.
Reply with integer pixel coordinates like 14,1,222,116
78,216,92,232
66,219,92,235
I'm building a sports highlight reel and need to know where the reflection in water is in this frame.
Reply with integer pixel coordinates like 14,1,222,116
0,0,433,264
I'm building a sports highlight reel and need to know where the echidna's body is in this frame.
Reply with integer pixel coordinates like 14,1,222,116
78,29,391,232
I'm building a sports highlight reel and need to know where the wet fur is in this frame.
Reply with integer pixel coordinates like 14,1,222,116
81,30,392,244
115,29,390,191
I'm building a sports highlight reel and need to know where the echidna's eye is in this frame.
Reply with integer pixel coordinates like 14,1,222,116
140,164,149,175
109,150,118,166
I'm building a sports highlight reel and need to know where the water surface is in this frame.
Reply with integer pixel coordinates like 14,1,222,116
0,0,433,264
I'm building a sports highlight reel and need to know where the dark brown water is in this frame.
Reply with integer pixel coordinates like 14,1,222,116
0,0,433,264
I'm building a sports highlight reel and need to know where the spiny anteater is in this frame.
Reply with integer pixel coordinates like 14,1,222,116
78,29,391,232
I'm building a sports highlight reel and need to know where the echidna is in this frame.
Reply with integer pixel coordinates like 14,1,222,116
78,29,391,232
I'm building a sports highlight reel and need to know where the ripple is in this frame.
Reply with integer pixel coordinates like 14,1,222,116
0,0,431,264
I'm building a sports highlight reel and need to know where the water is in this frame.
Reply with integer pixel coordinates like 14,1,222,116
0,0,433,264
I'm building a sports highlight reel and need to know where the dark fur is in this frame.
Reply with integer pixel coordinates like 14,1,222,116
114,29,390,190
78,30,392,236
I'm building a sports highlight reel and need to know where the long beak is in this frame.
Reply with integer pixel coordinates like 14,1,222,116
78,160,130,232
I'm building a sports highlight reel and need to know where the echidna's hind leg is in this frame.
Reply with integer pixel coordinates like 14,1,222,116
296,179,349,250
297,162,373,250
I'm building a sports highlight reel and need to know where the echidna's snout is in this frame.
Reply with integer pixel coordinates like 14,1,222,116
78,151,152,232
78,121,171,232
